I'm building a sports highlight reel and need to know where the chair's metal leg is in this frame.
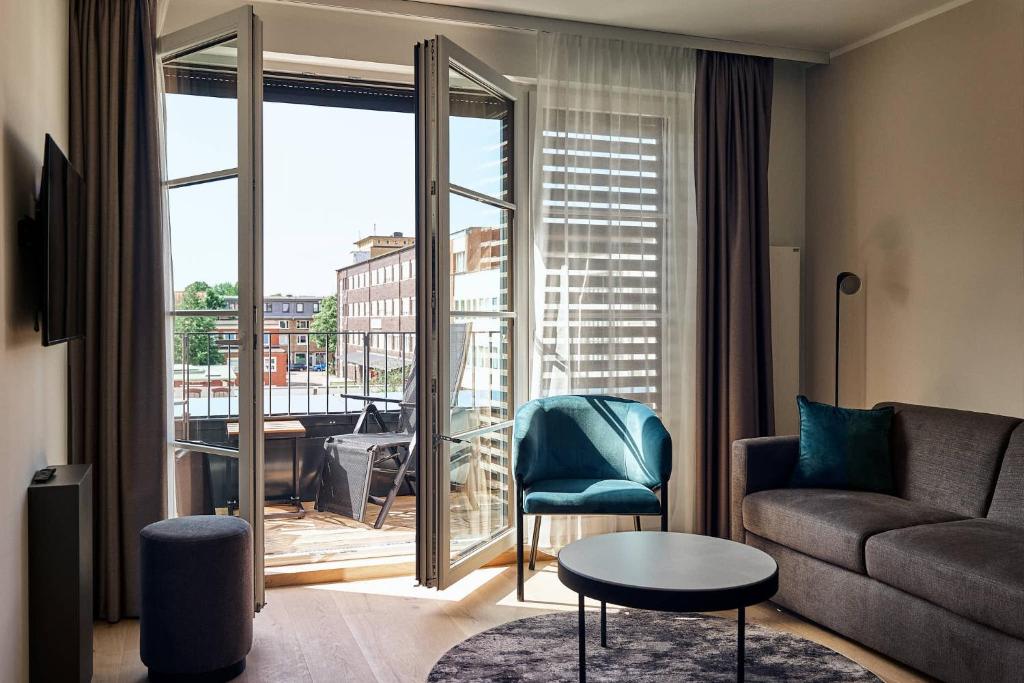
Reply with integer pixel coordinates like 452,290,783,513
600,601,607,648
661,484,669,532
373,446,412,529
516,493,525,602
529,515,542,570
633,515,642,532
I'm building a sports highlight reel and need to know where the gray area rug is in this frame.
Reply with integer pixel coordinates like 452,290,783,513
428,610,880,682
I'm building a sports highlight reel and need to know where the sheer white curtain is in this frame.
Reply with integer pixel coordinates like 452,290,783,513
530,32,698,547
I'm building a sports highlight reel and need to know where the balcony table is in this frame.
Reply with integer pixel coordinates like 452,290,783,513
227,419,307,519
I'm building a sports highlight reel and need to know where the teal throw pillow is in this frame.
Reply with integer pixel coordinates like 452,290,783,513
790,396,895,493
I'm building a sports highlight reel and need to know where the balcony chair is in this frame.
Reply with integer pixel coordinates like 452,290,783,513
315,324,472,528
513,395,672,601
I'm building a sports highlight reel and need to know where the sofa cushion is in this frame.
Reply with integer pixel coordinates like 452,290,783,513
989,424,1024,527
866,519,1024,640
791,396,895,492
522,478,661,515
877,403,1021,517
743,488,963,573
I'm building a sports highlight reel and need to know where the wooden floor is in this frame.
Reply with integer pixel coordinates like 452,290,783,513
94,561,931,683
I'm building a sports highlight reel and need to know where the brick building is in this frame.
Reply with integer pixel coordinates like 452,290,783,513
220,294,327,387
335,234,417,382
335,227,505,384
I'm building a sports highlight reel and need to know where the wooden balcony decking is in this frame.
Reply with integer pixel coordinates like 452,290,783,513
264,497,417,567
264,490,506,571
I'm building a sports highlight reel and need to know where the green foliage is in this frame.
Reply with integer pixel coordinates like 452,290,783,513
380,365,411,394
310,295,338,372
210,281,238,298
310,295,337,349
174,281,227,366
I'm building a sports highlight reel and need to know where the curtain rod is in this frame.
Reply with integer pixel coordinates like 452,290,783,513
271,0,830,64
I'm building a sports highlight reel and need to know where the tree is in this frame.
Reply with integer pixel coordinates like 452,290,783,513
210,281,238,298
174,281,227,365
310,295,338,371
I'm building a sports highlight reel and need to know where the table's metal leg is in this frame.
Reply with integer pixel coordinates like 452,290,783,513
291,438,304,517
578,593,586,683
600,601,607,648
737,605,745,683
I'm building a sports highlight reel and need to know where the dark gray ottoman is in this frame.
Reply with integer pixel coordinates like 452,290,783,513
140,516,253,682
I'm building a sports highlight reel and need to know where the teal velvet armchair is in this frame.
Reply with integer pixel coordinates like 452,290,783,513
513,395,672,601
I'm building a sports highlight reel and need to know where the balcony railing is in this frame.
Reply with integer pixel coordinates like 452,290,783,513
173,330,415,420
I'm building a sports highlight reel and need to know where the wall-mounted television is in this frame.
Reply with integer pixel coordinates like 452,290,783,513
37,134,86,346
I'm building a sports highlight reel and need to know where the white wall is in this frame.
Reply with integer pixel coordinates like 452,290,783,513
804,0,1024,416
0,0,70,678
769,60,807,251
768,60,807,421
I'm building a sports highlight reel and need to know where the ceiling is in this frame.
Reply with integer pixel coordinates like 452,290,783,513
413,0,962,54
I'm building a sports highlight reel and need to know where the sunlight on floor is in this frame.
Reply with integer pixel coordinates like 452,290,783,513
308,565,508,602
306,561,629,613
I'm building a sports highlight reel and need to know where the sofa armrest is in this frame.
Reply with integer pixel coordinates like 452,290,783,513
730,436,799,542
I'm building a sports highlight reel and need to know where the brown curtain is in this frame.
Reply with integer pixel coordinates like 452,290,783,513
694,51,775,538
69,0,166,621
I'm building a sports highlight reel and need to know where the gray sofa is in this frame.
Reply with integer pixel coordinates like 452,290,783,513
732,402,1024,683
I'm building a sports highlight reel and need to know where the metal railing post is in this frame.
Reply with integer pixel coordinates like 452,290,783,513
287,331,292,416
207,332,212,419
363,333,371,400
182,332,190,441
265,334,271,416
227,343,233,417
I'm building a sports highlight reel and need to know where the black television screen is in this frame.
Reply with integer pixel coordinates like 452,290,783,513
39,134,86,345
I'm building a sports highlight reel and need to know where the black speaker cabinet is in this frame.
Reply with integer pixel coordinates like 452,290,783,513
28,464,92,682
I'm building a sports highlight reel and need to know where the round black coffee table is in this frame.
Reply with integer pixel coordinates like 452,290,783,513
557,532,778,683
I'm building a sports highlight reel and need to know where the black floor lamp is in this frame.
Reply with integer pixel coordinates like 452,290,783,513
834,272,861,406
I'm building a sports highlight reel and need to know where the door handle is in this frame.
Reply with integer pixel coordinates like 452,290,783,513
434,433,466,444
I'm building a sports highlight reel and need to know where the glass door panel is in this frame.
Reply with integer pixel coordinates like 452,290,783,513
448,67,511,201
449,425,513,563
164,27,242,517
417,36,525,589
163,41,239,179
448,194,509,312
451,316,510,427
159,6,264,607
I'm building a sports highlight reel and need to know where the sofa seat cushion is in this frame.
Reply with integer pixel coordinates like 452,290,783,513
742,489,963,573
866,519,1024,640
523,478,660,515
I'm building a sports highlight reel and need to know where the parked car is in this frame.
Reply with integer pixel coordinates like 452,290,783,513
288,362,307,372
310,362,327,372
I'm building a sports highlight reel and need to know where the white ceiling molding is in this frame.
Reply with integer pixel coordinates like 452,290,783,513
830,0,975,58
270,0,831,64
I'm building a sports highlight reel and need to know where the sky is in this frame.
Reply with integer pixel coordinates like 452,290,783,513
165,93,503,298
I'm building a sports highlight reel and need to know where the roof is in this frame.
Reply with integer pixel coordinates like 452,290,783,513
336,244,416,274
354,234,414,248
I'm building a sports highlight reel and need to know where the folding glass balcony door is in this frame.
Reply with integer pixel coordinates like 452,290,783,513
158,7,266,608
415,37,527,589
